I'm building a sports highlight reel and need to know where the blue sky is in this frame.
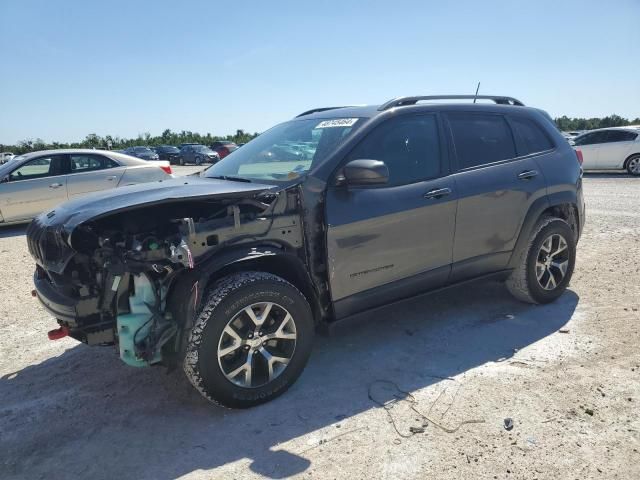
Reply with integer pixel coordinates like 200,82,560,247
1,0,639,144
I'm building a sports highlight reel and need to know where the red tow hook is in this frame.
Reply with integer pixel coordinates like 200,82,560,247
48,326,69,340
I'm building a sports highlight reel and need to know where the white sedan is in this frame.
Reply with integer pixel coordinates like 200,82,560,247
573,127,640,175
0,149,173,225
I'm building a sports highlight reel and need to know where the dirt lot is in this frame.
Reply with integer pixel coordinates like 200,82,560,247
1,172,639,480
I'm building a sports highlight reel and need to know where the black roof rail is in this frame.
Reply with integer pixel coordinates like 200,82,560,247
378,95,525,111
295,106,356,117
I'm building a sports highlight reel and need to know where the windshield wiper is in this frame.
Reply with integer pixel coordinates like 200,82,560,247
208,175,252,183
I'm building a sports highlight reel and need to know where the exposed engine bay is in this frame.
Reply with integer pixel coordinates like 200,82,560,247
27,182,324,369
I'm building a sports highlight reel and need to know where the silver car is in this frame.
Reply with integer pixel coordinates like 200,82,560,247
0,149,173,225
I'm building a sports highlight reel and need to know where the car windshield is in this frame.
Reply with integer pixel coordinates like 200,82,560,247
0,156,25,176
204,117,364,182
160,146,180,153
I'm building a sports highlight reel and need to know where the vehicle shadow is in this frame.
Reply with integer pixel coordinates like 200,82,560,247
0,281,579,480
582,171,635,179
0,224,28,238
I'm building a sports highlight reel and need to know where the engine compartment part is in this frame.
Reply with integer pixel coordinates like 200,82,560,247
117,273,162,367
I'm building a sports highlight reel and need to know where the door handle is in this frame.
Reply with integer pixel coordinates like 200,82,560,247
49,183,63,189
106,175,117,181
423,187,452,199
518,170,538,180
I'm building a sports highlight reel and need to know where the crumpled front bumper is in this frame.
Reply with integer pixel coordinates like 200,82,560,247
26,216,76,275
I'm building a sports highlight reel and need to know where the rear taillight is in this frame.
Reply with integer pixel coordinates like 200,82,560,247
160,165,172,174
575,149,583,166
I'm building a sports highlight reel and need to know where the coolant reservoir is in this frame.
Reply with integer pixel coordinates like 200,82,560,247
117,273,162,367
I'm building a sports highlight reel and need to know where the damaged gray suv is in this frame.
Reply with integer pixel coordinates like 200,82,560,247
28,95,585,408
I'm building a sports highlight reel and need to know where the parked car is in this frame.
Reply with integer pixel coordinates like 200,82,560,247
153,145,181,164
123,146,160,161
0,149,172,225
27,95,584,408
0,152,15,164
178,144,219,165
572,127,640,175
210,140,238,159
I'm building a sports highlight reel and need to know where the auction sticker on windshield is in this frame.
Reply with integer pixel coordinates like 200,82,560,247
315,118,359,128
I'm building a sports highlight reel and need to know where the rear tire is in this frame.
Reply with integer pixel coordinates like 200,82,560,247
506,216,576,304
625,154,640,176
183,271,314,408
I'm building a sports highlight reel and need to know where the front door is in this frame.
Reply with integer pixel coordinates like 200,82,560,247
325,113,457,318
0,154,68,222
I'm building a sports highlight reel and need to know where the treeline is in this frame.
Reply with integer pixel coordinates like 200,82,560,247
3,115,640,155
554,114,640,131
1,129,260,155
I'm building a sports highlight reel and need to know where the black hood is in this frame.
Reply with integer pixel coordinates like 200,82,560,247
37,176,275,231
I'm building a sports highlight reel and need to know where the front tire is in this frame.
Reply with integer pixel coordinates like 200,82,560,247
626,154,640,176
506,216,576,304
184,272,314,408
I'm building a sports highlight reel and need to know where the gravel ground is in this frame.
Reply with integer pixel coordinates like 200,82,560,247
1,172,639,480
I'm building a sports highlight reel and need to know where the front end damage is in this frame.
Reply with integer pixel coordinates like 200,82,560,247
28,181,316,368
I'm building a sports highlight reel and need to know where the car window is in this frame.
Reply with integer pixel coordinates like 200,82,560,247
70,154,119,172
347,114,441,185
605,130,638,143
574,131,608,146
510,116,554,155
447,113,516,169
8,155,66,181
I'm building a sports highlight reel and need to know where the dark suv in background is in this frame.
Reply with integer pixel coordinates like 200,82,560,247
178,144,219,165
27,95,584,408
153,145,181,164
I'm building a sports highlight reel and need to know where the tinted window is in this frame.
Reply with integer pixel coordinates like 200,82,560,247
448,113,516,169
574,131,608,146
511,116,554,155
347,114,441,185
70,154,118,172
9,155,66,181
605,130,638,143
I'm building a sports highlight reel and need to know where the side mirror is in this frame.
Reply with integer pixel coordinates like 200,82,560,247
341,159,389,186
0,176,8,184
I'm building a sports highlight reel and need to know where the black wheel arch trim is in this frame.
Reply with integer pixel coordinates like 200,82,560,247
168,245,322,336
508,191,581,270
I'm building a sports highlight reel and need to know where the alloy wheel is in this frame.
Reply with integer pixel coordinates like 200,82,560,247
217,302,297,388
628,157,640,175
535,234,570,290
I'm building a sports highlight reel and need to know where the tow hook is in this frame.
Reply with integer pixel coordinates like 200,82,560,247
47,326,69,340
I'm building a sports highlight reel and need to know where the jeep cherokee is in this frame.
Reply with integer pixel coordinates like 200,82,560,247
27,95,585,408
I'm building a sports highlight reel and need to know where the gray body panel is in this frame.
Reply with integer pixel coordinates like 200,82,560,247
449,156,547,281
326,176,457,301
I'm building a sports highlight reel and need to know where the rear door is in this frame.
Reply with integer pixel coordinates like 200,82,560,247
0,154,68,222
66,153,126,197
325,113,457,317
597,130,638,169
573,131,608,169
445,112,548,281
